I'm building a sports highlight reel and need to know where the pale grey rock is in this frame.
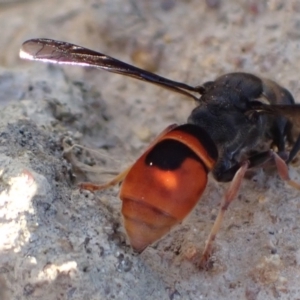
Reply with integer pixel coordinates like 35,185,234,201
1,1,300,300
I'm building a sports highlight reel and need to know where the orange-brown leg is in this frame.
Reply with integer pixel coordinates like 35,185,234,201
199,161,249,269
79,166,132,191
272,151,300,190
79,124,178,192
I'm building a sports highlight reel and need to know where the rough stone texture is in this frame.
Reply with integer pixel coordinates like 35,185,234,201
1,1,300,299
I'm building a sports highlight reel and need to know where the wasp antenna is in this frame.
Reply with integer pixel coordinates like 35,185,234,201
194,85,206,95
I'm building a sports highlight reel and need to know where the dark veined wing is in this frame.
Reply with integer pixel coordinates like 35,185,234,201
20,38,201,101
250,102,300,133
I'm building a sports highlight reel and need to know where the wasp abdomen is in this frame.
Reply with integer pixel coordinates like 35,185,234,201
120,125,216,252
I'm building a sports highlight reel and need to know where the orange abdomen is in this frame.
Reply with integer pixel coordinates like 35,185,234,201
120,124,217,252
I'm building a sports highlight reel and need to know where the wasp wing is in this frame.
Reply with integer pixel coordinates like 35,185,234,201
20,38,200,100
250,102,300,133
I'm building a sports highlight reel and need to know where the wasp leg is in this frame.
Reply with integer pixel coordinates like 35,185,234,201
79,124,178,192
79,166,132,191
199,161,249,269
214,151,272,182
272,151,300,190
287,134,300,164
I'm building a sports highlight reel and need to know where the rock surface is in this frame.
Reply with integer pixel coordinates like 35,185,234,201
1,1,300,299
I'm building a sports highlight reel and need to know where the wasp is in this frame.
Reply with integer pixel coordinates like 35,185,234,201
20,38,300,268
